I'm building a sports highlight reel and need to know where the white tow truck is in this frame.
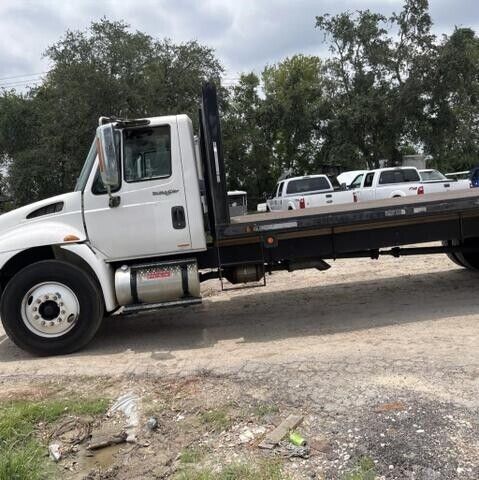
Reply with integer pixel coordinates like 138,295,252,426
266,174,354,211
352,167,470,202
1,83,479,356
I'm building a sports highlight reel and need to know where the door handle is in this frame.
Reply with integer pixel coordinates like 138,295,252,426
171,206,186,229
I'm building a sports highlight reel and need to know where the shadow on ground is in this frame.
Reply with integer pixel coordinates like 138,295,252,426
0,267,478,362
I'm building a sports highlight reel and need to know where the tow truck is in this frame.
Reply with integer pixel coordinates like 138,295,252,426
1,82,479,355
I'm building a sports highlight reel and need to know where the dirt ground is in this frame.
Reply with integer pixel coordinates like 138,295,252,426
0,250,478,479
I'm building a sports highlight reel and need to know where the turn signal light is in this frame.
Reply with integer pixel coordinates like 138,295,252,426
418,186,424,195
63,234,80,242
299,198,306,209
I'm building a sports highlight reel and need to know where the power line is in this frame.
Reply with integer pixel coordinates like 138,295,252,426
0,78,43,89
0,71,48,82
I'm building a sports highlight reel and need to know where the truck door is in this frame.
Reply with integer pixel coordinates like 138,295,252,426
270,182,284,211
356,172,375,202
82,118,192,261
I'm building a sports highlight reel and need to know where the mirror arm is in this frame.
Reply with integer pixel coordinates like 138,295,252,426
106,184,121,208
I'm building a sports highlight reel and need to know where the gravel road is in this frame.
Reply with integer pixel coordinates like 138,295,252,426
0,249,478,478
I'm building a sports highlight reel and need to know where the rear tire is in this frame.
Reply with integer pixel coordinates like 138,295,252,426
1,260,104,356
443,239,479,270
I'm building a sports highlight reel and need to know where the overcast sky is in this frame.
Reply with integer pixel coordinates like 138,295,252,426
0,0,478,89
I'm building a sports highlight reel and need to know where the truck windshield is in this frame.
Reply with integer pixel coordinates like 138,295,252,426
74,141,97,192
286,177,331,194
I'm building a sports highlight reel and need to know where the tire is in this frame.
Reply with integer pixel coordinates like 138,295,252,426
1,260,104,356
443,239,479,270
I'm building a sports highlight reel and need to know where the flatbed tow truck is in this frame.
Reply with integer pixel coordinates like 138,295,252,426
1,82,479,355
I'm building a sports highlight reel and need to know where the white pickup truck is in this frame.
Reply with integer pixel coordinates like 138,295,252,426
351,167,470,202
266,174,355,211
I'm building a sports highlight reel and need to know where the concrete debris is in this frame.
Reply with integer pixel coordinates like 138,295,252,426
146,416,158,431
88,425,127,450
48,443,62,462
238,428,255,444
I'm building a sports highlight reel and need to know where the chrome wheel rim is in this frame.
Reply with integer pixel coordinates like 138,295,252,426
20,282,80,338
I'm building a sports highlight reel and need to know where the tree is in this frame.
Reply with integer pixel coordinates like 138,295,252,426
222,73,274,206
423,28,479,171
0,19,223,207
316,0,435,168
262,55,326,175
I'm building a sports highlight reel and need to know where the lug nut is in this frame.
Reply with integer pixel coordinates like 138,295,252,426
61,310,66,315
33,307,37,312
49,322,55,327
34,314,39,320
41,321,46,326
60,302,64,307
53,296,57,301
36,299,41,304
56,293,61,298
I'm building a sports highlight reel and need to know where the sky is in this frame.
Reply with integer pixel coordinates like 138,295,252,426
0,0,477,89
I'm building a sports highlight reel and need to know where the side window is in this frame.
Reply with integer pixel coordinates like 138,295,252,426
124,126,171,183
364,172,374,188
350,174,364,189
277,182,284,197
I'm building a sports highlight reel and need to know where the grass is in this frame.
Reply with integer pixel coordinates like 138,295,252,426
342,456,377,480
199,408,232,432
179,446,205,464
252,403,279,419
174,459,285,480
0,397,108,480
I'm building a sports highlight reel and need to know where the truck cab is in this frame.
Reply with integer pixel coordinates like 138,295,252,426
79,115,206,261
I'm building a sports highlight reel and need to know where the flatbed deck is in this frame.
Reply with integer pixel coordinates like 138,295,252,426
221,189,479,239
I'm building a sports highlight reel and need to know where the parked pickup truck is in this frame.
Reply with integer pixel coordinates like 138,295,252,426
353,167,470,202
266,174,355,211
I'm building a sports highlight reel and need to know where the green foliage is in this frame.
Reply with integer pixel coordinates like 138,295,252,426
175,459,285,480
199,408,231,432
0,397,107,480
342,456,376,480
0,18,223,208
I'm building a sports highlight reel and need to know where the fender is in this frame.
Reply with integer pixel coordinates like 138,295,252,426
389,190,407,198
0,191,86,255
0,220,86,255
59,243,118,312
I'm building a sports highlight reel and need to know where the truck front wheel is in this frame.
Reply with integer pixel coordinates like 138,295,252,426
1,260,104,356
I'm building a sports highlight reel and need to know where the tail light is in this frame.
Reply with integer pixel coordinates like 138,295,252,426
418,186,424,195
299,197,305,209
353,192,358,203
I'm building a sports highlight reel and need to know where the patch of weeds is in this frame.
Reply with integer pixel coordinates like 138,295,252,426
175,459,285,480
342,456,376,480
199,408,231,432
0,397,108,480
180,446,205,464
253,403,279,419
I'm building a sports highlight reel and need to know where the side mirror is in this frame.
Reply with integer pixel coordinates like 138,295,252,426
340,182,347,191
96,124,119,188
